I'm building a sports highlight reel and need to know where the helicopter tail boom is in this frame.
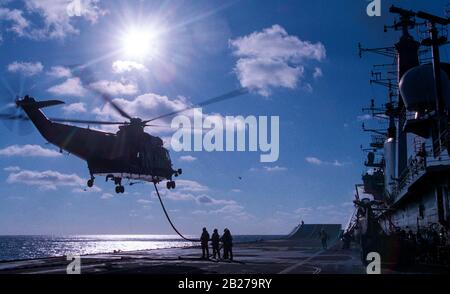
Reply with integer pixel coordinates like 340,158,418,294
16,99,64,109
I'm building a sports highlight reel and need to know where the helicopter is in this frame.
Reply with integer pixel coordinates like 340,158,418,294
0,88,247,194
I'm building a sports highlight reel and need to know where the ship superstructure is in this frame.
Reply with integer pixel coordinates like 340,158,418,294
347,5,450,267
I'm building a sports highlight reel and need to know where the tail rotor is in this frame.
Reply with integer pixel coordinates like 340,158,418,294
0,94,33,136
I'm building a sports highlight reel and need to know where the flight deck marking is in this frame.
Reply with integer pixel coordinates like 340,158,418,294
277,249,325,274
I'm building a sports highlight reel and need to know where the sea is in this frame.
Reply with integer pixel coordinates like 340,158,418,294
0,235,283,261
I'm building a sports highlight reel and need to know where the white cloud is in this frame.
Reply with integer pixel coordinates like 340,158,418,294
0,1,106,42
196,195,236,206
112,60,148,74
3,166,21,172
230,25,325,60
230,24,326,96
89,80,138,96
192,203,253,221
0,7,30,37
305,156,350,167
149,179,209,203
48,77,86,97
317,204,335,211
161,191,196,201
331,160,346,167
7,61,43,76
101,192,114,199
249,166,287,172
6,169,84,190
151,178,252,221
23,0,106,39
0,144,61,157
294,207,313,214
92,93,189,130
154,180,239,209
179,155,197,162
62,102,87,113
305,156,323,165
231,189,241,193
234,58,303,96
357,114,372,121
313,67,323,79
263,165,287,172
137,198,152,204
47,66,72,78
176,179,209,192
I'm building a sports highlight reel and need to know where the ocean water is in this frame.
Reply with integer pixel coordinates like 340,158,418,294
0,235,282,261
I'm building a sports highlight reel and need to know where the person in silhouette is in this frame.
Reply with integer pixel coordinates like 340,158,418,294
211,228,221,259
319,229,328,249
200,227,210,259
301,220,305,226
221,228,233,260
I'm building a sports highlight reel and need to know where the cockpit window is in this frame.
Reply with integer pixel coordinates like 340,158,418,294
139,133,171,170
163,148,170,161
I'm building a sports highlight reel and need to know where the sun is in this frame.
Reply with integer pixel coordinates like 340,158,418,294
121,27,160,59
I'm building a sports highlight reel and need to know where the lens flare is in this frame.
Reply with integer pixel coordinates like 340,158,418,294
121,27,159,59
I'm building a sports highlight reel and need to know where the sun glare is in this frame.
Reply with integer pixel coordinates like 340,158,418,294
121,27,159,59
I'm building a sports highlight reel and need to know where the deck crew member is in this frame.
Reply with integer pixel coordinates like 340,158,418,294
211,229,221,259
221,228,233,260
200,227,210,259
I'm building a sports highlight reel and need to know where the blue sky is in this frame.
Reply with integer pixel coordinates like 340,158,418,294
0,0,448,235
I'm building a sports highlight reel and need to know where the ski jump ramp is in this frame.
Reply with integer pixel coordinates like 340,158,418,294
287,224,342,243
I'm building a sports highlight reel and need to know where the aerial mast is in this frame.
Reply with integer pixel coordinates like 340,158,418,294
387,5,420,177
415,10,449,155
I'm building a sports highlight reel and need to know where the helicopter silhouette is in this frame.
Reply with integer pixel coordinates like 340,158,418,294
0,88,247,193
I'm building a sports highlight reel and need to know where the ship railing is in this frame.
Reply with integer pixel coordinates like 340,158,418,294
392,147,450,200
394,157,426,196
432,128,450,157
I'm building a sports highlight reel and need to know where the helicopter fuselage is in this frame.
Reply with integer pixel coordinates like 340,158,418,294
19,97,179,191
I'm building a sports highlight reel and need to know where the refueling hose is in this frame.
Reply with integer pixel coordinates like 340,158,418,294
153,182,199,242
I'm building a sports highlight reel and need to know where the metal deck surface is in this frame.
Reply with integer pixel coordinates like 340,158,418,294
0,238,365,274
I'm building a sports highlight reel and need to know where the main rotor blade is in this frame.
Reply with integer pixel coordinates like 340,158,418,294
0,113,29,121
48,117,128,125
97,93,133,120
71,65,133,120
0,113,129,125
143,88,248,123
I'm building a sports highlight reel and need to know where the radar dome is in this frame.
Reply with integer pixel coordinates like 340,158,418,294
399,63,450,111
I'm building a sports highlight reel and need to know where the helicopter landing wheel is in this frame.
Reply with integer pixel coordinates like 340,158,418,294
87,178,94,188
115,185,125,194
166,181,176,189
